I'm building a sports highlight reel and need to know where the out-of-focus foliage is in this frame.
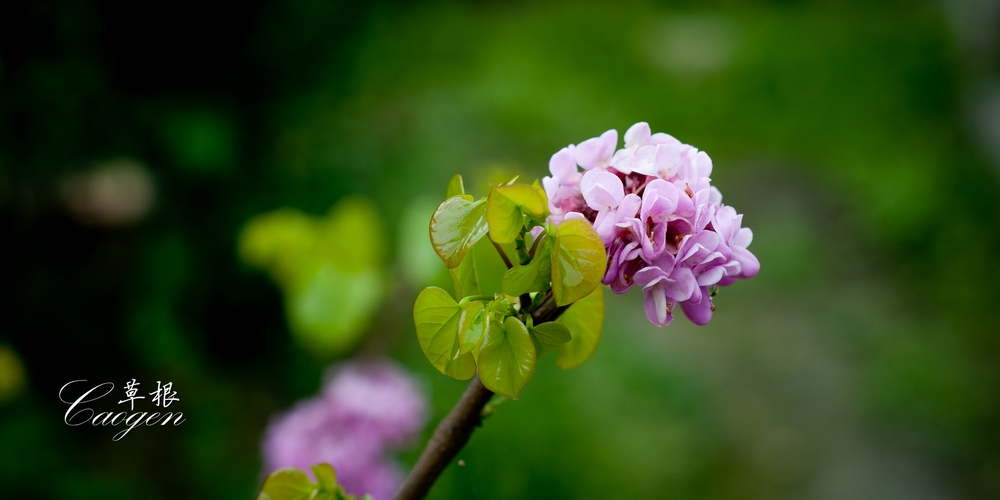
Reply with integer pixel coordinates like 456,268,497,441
239,197,386,356
2,0,1000,499
0,345,26,403
258,463,373,500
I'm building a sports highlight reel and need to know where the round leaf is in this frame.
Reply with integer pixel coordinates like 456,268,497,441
551,218,607,306
501,237,552,297
446,174,466,199
529,321,572,358
556,286,605,369
486,184,547,244
430,197,488,269
311,463,337,491
257,467,315,500
457,301,487,357
413,287,477,380
478,316,537,399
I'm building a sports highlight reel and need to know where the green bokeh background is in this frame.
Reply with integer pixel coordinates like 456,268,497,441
3,1,1000,498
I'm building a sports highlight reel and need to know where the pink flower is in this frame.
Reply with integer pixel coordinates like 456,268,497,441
538,122,759,327
262,360,428,499
575,129,618,170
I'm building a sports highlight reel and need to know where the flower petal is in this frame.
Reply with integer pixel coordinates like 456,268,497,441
624,122,651,148
653,144,681,179
575,129,618,170
580,168,625,211
549,145,578,179
643,285,673,327
680,286,713,325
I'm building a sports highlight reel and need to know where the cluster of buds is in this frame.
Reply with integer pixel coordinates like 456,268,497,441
541,122,759,327
262,361,428,499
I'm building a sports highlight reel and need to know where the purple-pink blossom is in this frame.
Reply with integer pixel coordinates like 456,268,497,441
541,122,760,327
262,360,428,499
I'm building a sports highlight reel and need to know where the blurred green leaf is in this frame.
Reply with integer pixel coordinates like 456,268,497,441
239,197,387,357
529,321,572,358
501,236,552,296
478,316,536,399
486,184,547,244
0,345,26,403
556,286,604,369
413,287,477,380
257,467,315,500
311,463,336,491
239,208,318,288
258,463,364,500
289,265,382,355
551,218,606,306
430,196,488,268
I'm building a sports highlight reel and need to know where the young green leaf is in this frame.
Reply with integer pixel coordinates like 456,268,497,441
531,180,548,219
551,218,607,306
501,237,551,296
446,174,465,199
449,247,480,299
477,316,537,399
413,287,477,380
529,321,572,358
430,197,488,269
457,301,487,357
556,286,605,369
485,184,547,244
257,467,316,500
311,463,337,491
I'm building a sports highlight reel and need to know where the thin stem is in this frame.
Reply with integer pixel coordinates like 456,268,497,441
491,240,514,269
527,233,544,258
395,291,568,500
458,295,494,306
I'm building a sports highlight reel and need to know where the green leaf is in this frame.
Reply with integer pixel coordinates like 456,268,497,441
551,218,607,306
257,467,316,500
478,316,536,399
430,197,488,269
531,180,549,221
556,286,605,369
311,463,337,491
446,174,465,198
488,297,515,317
449,248,480,299
501,237,551,296
486,184,547,244
457,301,487,357
529,321,572,358
413,287,477,380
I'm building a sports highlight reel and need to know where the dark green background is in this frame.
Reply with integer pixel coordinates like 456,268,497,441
2,0,999,498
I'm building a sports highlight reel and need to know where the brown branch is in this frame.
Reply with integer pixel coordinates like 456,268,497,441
491,240,513,269
395,290,568,500
394,375,493,500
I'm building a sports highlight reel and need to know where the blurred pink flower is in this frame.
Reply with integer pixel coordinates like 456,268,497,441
262,360,428,499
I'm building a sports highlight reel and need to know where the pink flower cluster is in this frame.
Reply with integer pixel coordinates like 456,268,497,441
542,122,759,327
262,360,428,499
